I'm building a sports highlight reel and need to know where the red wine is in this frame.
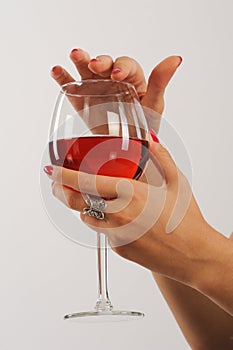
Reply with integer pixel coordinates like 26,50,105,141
49,136,148,179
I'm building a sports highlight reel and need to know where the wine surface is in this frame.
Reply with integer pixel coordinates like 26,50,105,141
49,136,148,179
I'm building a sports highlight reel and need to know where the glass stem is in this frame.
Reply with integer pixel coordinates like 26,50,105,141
95,232,113,312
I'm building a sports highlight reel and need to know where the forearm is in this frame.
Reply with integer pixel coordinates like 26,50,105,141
191,225,233,316
152,273,233,350
151,228,233,349
161,218,233,315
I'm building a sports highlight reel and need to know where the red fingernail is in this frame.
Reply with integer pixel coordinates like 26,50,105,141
71,48,79,53
112,68,121,74
51,66,58,74
44,166,53,176
71,49,82,60
90,58,99,63
150,129,159,143
51,66,62,75
177,56,183,67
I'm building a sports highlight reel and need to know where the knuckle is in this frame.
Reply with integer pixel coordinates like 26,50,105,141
53,166,62,183
115,56,132,69
78,173,90,192
97,55,112,62
66,193,77,209
56,71,67,85
52,182,58,197
116,56,139,68
82,176,91,192
113,210,125,223
113,207,132,225
117,55,132,61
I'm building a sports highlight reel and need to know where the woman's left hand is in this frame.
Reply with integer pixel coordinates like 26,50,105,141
51,49,182,132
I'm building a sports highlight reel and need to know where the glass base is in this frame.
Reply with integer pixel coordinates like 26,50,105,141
64,310,145,323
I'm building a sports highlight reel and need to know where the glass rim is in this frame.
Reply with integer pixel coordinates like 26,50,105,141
60,79,138,97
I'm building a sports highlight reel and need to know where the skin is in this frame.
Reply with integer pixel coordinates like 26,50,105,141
47,49,233,349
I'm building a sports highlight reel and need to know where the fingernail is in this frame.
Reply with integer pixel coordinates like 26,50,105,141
150,129,159,143
177,56,183,67
44,166,53,176
51,66,58,74
112,68,121,74
90,58,99,63
71,48,82,60
71,48,80,54
51,66,62,76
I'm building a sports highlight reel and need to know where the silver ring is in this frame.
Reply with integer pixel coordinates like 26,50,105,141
82,195,107,220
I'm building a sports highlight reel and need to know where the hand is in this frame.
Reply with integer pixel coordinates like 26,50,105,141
51,48,182,131
44,136,207,287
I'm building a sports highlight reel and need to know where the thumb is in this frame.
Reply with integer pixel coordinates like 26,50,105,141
149,130,178,184
141,56,182,114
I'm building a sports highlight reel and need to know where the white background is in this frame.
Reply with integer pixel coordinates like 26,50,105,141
1,0,233,349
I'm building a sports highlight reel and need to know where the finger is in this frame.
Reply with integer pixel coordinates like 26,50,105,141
110,56,147,97
141,56,182,114
70,48,95,79
52,182,86,211
44,165,121,198
149,134,178,184
88,55,114,78
51,65,75,86
52,182,134,221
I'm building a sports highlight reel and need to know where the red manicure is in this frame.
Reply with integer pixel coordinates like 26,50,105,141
51,66,62,75
150,129,159,143
112,68,121,74
71,48,79,53
90,58,98,63
51,66,58,74
44,166,53,176
177,56,183,67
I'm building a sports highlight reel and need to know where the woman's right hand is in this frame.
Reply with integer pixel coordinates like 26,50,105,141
45,134,233,316
44,136,205,285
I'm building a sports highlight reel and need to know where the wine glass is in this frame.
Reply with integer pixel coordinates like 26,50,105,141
48,79,149,321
